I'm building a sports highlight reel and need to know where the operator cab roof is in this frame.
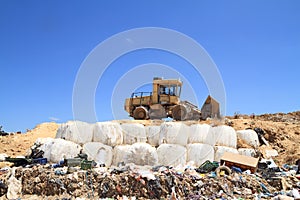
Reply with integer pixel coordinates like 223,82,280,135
153,78,182,86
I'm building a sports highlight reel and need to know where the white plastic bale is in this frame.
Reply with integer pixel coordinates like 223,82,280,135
145,125,160,146
159,122,189,146
55,120,75,139
50,139,82,163
238,148,256,157
55,124,66,139
126,143,158,166
157,144,187,167
187,143,214,167
210,125,237,148
93,122,123,146
236,130,260,148
83,142,113,167
35,137,55,161
214,146,239,162
188,124,214,146
121,123,147,145
112,145,132,166
56,121,94,145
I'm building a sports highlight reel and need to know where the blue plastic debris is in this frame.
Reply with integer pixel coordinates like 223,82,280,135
52,160,64,168
208,171,217,178
231,166,242,173
260,183,270,194
32,158,47,165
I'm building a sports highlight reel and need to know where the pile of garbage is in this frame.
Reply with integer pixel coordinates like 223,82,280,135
0,158,299,199
0,120,299,199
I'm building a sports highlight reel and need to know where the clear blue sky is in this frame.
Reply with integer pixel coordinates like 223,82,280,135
1,1,299,132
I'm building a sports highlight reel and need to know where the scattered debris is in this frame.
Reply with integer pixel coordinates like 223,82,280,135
0,126,9,136
196,160,219,173
220,152,259,173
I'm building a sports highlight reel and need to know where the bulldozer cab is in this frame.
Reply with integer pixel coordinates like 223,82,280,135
158,85,180,96
152,78,182,105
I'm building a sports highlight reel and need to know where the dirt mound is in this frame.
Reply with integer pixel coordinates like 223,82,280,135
0,122,59,157
226,111,300,165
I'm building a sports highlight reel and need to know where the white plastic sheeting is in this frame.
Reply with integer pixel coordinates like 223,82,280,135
210,125,237,148
56,121,94,145
236,130,259,148
187,143,214,167
145,125,160,147
264,149,278,158
260,158,278,168
157,144,187,167
238,148,256,157
83,142,113,167
188,124,214,146
112,145,131,166
93,122,123,146
50,139,82,163
159,122,189,146
214,146,239,162
121,123,147,145
126,143,158,166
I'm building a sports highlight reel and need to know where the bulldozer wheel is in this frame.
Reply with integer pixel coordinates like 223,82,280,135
133,106,148,120
172,105,187,121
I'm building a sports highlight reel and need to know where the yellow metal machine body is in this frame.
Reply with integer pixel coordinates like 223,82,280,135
124,77,220,120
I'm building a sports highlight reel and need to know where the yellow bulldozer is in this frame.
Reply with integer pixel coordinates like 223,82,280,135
124,77,220,120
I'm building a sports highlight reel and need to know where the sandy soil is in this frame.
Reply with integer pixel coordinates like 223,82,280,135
227,112,300,165
0,122,59,157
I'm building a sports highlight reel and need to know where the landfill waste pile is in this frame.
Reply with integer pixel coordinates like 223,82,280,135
0,111,299,199
0,160,299,199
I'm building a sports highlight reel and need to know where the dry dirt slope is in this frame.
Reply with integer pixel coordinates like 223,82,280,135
227,111,300,165
0,122,59,157
0,111,299,165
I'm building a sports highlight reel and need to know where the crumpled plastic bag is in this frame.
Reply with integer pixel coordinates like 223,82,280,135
7,174,22,199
